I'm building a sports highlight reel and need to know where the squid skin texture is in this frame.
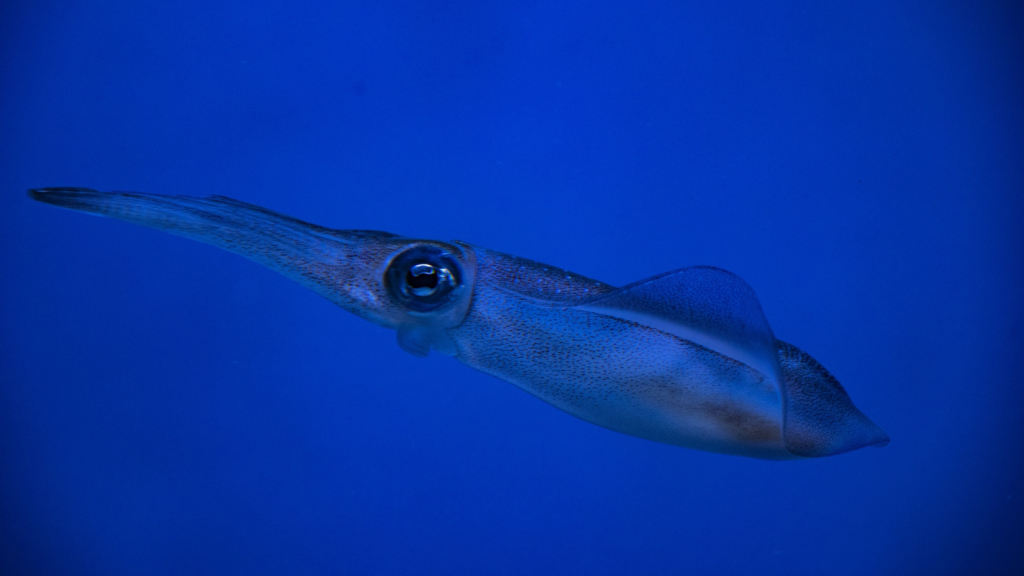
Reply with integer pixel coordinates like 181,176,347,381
29,187,889,460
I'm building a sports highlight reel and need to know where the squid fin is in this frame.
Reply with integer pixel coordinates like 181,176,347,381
576,266,888,457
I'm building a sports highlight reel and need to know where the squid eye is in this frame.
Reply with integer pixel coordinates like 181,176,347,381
406,263,455,296
386,247,462,312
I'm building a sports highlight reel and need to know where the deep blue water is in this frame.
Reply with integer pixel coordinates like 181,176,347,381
2,1,1022,574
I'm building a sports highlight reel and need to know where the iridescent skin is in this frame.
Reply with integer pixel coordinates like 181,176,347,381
29,188,889,460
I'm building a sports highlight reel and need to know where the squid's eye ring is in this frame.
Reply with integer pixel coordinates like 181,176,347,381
385,247,462,312
406,263,455,296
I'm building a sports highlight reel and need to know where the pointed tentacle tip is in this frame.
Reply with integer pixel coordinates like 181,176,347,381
851,414,891,450
869,429,891,448
855,417,890,450
830,423,891,456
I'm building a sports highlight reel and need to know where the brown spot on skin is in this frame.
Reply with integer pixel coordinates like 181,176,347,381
701,399,780,444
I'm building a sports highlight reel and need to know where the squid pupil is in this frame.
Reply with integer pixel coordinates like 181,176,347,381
407,263,438,295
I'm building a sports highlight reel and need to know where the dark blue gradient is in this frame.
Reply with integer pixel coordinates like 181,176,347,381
2,1,1021,574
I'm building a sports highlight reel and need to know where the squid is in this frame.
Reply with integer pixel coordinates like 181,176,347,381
29,188,889,459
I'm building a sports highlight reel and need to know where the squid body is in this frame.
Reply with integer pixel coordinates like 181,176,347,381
29,188,889,460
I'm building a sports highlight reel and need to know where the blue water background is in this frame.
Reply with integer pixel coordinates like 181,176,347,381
2,1,1022,574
